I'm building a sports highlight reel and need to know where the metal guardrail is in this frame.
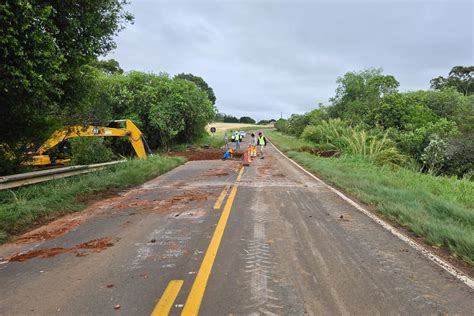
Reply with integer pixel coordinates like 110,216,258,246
0,160,126,190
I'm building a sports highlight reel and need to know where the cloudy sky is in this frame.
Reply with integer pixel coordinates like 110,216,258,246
108,0,473,121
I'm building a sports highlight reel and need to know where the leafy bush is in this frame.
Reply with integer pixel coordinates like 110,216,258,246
274,119,289,133
71,137,114,165
397,119,458,160
286,114,310,136
421,135,448,174
442,132,474,178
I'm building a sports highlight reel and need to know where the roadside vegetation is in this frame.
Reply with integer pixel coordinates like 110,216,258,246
275,67,473,179
269,66,474,265
0,155,184,243
0,2,216,175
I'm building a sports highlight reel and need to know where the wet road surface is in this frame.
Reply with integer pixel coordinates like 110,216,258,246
0,144,473,315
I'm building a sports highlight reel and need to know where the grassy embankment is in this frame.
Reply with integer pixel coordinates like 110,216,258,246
0,155,184,243
266,130,474,266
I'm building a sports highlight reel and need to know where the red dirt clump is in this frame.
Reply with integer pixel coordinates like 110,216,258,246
153,191,210,211
7,247,68,262
14,218,83,245
76,238,114,252
5,237,114,262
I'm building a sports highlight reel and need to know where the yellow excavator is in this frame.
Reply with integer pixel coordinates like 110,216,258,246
27,119,150,166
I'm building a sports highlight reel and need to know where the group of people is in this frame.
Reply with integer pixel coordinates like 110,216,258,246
223,131,267,160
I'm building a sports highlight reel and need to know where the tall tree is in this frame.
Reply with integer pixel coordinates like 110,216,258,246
329,68,399,126
0,0,132,174
174,73,216,105
430,66,474,96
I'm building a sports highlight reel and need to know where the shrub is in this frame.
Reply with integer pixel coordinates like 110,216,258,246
397,119,458,160
274,119,289,133
71,137,114,165
443,132,474,178
421,135,448,174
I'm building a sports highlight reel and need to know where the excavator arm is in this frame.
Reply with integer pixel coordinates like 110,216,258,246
30,119,148,166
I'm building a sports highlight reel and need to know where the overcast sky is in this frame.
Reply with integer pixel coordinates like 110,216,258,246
108,0,473,121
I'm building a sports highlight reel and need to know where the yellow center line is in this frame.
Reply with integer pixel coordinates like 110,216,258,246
213,185,230,210
181,167,245,315
151,280,184,316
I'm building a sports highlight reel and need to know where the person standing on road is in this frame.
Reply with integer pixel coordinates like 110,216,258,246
224,132,229,150
250,133,257,157
235,131,241,149
250,133,257,146
257,132,267,158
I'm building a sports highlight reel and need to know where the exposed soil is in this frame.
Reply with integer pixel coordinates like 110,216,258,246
166,149,225,161
300,146,341,157
165,148,248,161
11,189,132,245
257,162,286,178
14,215,84,245
75,238,114,252
152,191,210,212
5,237,114,262
202,167,232,177
15,226,77,244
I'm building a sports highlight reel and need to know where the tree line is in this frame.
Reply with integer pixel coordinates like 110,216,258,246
276,67,473,178
214,113,276,125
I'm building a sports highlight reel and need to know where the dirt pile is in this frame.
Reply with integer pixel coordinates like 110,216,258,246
165,148,248,161
5,237,114,262
166,149,225,161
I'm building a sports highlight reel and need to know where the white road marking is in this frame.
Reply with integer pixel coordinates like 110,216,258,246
270,141,474,290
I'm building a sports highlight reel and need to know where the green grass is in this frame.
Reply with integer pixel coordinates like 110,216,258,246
266,129,314,152
0,155,184,243
267,130,474,265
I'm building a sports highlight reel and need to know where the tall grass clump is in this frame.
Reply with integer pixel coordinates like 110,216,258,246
0,155,184,243
302,119,407,166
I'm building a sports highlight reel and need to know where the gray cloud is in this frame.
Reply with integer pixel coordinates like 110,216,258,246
108,0,473,120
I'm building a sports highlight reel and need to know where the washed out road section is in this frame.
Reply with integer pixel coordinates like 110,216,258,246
0,159,240,315
0,144,473,314
200,144,473,315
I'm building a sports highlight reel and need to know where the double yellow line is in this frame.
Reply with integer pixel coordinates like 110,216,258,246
152,167,245,316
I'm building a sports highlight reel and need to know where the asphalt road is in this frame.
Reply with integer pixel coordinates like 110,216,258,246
0,143,472,315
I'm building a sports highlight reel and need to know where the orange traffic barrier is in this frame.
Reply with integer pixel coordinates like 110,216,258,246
250,145,257,158
243,149,251,166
